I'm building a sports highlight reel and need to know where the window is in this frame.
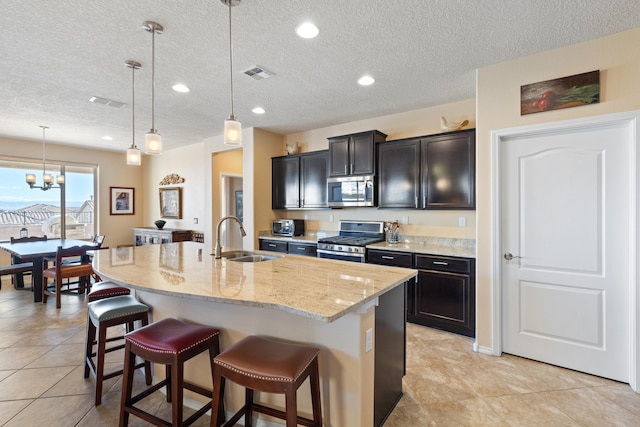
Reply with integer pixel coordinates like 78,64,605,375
0,159,96,241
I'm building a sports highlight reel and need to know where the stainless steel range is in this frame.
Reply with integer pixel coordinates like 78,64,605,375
317,220,385,262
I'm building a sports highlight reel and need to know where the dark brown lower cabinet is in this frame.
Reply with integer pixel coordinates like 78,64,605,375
411,255,475,337
259,239,317,256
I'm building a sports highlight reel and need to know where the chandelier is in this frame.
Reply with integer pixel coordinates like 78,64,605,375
25,126,64,190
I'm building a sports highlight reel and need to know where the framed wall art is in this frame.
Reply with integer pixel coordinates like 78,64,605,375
159,187,182,219
110,187,134,215
521,70,600,115
235,190,243,222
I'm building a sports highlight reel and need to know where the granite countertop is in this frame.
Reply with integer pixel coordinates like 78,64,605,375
258,230,476,258
367,236,476,258
93,241,416,323
257,230,335,243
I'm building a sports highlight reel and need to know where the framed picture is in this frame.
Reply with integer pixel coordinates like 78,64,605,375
159,187,182,219
521,70,600,115
111,246,134,266
110,187,134,215
235,190,243,222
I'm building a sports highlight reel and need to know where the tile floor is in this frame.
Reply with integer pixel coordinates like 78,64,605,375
0,282,639,426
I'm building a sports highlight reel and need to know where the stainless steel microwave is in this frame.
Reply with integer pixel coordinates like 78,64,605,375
327,175,375,207
272,219,305,237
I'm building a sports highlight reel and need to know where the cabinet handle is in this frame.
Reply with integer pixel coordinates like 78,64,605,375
344,164,347,174
381,255,395,260
433,261,448,265
297,247,306,251
268,244,277,248
422,196,426,208
415,196,418,208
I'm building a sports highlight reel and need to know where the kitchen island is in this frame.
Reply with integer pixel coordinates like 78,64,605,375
93,241,417,427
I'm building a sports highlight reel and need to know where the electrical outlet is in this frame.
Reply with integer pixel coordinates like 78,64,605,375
458,216,466,227
329,214,334,223
193,217,199,224
304,214,308,220
402,216,409,225
365,328,373,352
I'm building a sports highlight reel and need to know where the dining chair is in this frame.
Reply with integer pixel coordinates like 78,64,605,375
8,235,48,289
43,245,96,308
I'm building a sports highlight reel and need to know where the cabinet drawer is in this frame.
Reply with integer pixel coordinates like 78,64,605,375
367,250,412,267
259,240,288,253
414,255,471,273
288,242,317,257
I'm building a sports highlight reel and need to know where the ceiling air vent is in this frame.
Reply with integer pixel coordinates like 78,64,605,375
89,96,127,108
243,66,273,80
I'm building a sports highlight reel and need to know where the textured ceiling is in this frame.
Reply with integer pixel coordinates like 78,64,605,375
1,0,639,152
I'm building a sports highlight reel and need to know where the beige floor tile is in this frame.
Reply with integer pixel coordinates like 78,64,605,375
0,345,54,370
0,366,74,400
403,364,478,404
382,403,437,426
482,392,581,426
26,342,86,368
543,387,638,426
592,383,640,415
4,394,94,427
0,399,32,425
0,330,28,348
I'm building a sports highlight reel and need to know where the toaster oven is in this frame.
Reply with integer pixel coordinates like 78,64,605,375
272,219,305,237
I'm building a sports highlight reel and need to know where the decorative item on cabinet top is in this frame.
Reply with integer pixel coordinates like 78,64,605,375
159,173,185,186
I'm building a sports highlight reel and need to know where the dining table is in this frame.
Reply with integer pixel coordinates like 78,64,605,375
0,238,100,303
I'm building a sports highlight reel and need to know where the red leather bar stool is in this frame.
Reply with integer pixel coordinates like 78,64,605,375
87,281,131,302
211,335,322,427
84,295,151,405
119,317,222,427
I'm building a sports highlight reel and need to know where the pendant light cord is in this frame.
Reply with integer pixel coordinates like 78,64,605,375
131,65,137,147
151,27,156,131
228,0,235,118
41,126,47,175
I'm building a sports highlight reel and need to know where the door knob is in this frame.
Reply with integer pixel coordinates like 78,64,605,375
503,252,522,261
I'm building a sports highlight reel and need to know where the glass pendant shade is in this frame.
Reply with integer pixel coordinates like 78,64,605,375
224,117,242,145
26,173,36,185
145,131,162,154
127,147,141,165
56,175,64,185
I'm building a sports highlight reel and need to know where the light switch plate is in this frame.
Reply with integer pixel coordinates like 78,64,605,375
365,328,373,352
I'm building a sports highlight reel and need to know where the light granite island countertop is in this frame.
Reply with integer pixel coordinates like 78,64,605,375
93,241,417,427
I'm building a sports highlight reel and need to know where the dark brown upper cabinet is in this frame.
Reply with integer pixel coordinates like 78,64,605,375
272,150,328,209
377,129,475,209
328,130,387,177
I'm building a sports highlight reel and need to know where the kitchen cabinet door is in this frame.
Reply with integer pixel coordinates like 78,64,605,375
328,136,350,177
412,254,475,337
377,138,421,208
328,130,387,177
272,156,300,209
422,129,475,209
300,150,328,208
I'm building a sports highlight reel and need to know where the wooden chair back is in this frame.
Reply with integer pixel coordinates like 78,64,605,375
10,235,47,244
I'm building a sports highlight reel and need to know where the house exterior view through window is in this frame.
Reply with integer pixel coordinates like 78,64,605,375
0,159,96,241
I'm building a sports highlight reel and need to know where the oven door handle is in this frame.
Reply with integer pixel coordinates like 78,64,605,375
316,249,365,259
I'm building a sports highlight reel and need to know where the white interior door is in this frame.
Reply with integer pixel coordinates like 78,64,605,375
499,116,635,382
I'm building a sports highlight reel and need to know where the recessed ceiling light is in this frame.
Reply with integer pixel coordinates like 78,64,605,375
252,107,265,114
101,136,113,140
358,75,375,86
172,83,190,93
296,22,319,39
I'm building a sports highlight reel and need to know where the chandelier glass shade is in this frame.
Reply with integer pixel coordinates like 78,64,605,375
222,0,242,146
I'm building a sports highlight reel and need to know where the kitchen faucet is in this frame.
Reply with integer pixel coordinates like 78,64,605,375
214,215,247,258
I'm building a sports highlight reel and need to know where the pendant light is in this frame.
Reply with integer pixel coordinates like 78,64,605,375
143,21,163,154
222,0,242,146
126,60,142,165
25,126,64,190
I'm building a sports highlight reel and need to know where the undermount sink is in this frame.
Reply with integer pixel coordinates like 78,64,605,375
220,250,283,262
